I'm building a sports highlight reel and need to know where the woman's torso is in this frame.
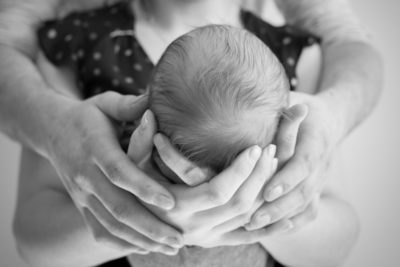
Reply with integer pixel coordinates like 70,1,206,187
37,2,319,266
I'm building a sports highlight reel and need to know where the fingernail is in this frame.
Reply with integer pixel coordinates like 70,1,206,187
257,213,272,224
267,144,276,157
250,146,261,159
136,248,149,254
153,134,166,149
154,194,175,210
141,110,149,126
244,222,254,231
161,246,179,255
266,185,284,201
164,237,183,248
272,158,278,172
245,213,271,231
282,220,294,231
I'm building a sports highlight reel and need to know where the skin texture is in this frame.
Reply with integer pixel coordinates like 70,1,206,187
1,0,380,266
0,0,186,254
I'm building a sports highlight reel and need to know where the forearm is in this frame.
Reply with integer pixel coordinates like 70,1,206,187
0,0,75,156
0,45,78,157
316,40,383,144
277,0,383,143
14,187,129,267
261,196,359,267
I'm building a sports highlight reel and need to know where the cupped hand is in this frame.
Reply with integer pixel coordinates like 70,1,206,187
47,91,183,255
129,118,297,248
247,92,339,231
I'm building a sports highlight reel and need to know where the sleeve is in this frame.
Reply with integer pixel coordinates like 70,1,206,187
275,0,371,45
37,12,89,66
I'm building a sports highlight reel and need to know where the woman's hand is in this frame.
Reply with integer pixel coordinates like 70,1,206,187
247,92,340,231
127,106,310,248
46,92,183,255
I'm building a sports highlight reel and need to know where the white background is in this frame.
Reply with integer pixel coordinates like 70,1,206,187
1,0,399,266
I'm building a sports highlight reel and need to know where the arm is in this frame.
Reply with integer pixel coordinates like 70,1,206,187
1,0,184,257
13,149,131,267
259,153,360,267
250,0,382,255
276,0,383,142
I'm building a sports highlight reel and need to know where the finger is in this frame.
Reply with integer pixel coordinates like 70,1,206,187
275,104,308,167
127,110,156,167
178,145,262,211
92,134,176,210
246,181,312,230
223,220,294,246
89,91,148,121
194,145,277,226
81,207,149,254
289,194,320,230
85,194,179,255
153,134,213,186
80,167,183,249
263,132,319,202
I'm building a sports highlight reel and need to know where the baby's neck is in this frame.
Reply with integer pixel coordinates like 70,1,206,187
135,0,242,31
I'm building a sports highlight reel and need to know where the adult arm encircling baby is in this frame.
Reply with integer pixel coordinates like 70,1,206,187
153,104,359,267
257,0,383,234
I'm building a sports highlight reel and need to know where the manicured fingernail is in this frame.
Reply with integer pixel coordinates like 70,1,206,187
267,144,276,157
154,194,175,210
165,237,183,248
250,146,261,159
266,185,284,201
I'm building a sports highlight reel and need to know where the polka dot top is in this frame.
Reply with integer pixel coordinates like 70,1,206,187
37,2,320,100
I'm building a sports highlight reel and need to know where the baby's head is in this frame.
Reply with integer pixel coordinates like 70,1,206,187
149,25,289,174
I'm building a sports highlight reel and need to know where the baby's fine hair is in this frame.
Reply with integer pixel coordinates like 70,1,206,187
149,25,289,172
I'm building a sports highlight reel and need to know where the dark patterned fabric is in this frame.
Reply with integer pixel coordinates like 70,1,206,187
38,3,320,267
38,2,319,99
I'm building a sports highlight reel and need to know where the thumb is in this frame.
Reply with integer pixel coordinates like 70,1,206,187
88,91,148,121
275,104,308,167
127,110,157,168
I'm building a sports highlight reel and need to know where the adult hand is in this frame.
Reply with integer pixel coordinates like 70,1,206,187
247,92,338,231
135,128,305,247
47,91,183,255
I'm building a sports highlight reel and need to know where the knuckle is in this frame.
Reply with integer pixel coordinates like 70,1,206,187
281,132,296,146
206,189,228,205
308,203,319,221
144,228,163,242
297,155,313,178
104,159,125,184
230,197,252,214
111,203,130,221
299,185,313,204
93,230,109,244
73,174,92,192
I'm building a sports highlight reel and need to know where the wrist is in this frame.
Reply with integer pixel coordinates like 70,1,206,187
314,89,348,147
29,90,79,159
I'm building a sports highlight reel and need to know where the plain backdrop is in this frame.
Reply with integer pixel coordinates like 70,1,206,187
0,0,399,266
